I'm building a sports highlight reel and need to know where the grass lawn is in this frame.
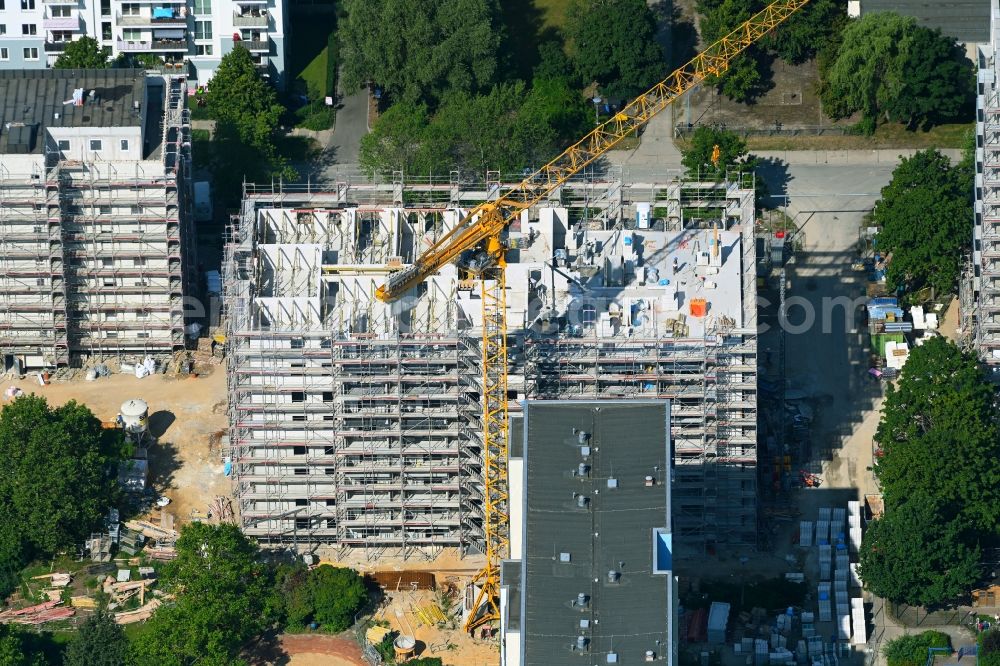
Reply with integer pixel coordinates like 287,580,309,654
738,122,973,151
534,0,572,30
288,15,336,97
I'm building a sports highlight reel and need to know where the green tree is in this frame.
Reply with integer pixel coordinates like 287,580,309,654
340,0,501,106
63,609,127,666
565,0,664,99
858,494,980,606
0,625,47,666
129,524,278,666
359,102,437,177
872,149,972,296
873,337,1000,531
53,37,110,69
822,13,974,130
980,630,1000,666
697,0,768,103
680,126,756,179
0,396,124,557
762,0,844,64
883,631,951,666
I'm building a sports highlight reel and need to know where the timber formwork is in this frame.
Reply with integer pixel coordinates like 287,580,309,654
225,173,758,559
0,76,194,370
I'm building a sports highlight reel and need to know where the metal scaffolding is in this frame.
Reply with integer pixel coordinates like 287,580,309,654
0,75,194,371
224,172,759,559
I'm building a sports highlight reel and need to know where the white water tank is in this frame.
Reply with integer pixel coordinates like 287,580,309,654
120,399,148,435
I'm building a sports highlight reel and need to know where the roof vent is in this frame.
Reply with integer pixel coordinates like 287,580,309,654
578,463,589,477
577,430,590,445
608,570,620,583
576,592,588,608
580,619,590,629
607,478,618,489
575,635,589,651
645,475,656,487
646,650,657,662
559,552,571,563
607,652,619,664
576,494,589,509
580,445,591,458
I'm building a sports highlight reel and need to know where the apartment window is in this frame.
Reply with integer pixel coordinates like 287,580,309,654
293,446,306,455
120,139,129,151
290,337,304,349
325,499,335,507
294,518,308,529
135,309,148,318
102,258,113,268
89,139,102,151
295,499,307,507
291,414,306,422
36,278,45,286
101,22,111,40
291,391,305,403
193,19,211,40
293,468,307,476
103,278,115,287
50,6,70,17
0,25,6,36
324,468,334,475
137,332,150,339
324,446,335,455
0,1,4,10
133,258,146,267
21,23,36,35
98,205,111,215
195,44,213,56
106,331,118,339
192,0,210,15
0,48,8,62
20,0,34,10
323,415,333,421
120,3,139,15
23,47,38,60
105,311,117,320
57,139,70,150
100,0,109,17
322,391,333,403
122,28,141,41
130,205,142,214
51,30,71,42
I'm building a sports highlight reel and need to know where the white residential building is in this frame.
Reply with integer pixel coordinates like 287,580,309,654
0,0,287,88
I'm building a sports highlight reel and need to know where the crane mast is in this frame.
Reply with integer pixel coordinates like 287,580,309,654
375,0,811,633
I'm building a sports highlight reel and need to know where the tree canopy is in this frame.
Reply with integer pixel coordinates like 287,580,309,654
858,337,1000,606
283,565,367,631
873,149,972,296
821,13,974,130
360,79,588,177
54,37,110,69
564,0,664,99
680,126,756,179
696,0,765,103
883,631,951,666
205,45,294,203
340,0,501,106
129,523,279,666
858,493,980,606
64,609,127,666
0,396,124,562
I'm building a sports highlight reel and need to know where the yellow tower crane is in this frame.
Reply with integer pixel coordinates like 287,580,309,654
375,0,811,633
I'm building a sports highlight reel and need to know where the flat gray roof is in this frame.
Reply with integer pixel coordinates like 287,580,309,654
0,68,147,154
521,401,672,665
860,0,990,43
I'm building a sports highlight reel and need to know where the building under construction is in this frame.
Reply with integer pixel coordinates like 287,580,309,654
0,69,195,372
223,172,759,559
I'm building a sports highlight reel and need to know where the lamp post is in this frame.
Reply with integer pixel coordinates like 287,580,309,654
592,96,602,126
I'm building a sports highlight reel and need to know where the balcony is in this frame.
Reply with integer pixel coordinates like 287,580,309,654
232,11,267,27
244,39,268,52
117,12,187,26
43,40,70,52
43,16,81,30
116,38,187,52
42,0,77,4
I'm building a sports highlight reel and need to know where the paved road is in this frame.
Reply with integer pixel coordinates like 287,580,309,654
327,83,368,165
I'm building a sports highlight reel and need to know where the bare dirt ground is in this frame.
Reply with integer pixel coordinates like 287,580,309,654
4,367,230,526
281,635,366,666
373,588,498,666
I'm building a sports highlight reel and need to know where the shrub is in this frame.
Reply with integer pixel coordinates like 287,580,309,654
884,631,951,666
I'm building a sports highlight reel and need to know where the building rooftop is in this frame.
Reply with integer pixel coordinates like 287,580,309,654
860,0,990,43
0,69,147,154
519,401,672,665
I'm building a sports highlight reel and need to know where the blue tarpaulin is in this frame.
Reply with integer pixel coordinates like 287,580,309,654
152,7,174,18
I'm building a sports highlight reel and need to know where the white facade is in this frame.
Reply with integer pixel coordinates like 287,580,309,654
0,0,288,87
